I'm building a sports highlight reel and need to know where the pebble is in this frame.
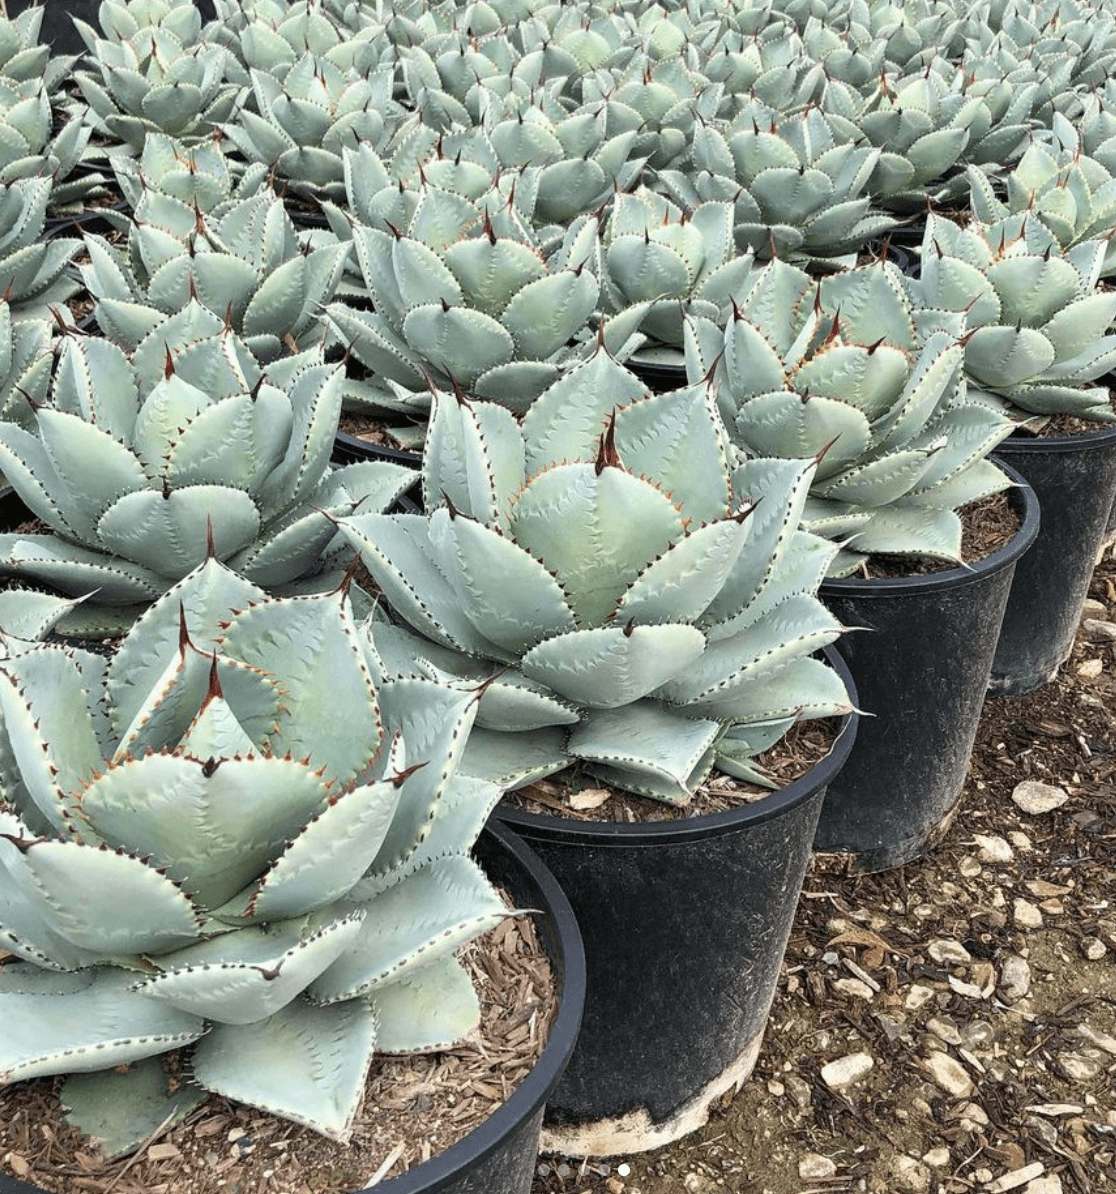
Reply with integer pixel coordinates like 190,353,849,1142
1081,937,1107,960
905,984,935,1011
922,1147,950,1168
927,1016,963,1045
1077,658,1103,678
1081,598,1108,620
874,1013,908,1042
799,1154,837,1180
963,1021,995,1048
1026,1104,1083,1117
767,1080,785,1096
1010,780,1069,814
974,834,1013,862
822,951,840,965
1013,898,1044,929
1079,1023,1116,1055
785,1074,812,1110
1024,1116,1058,1149
1059,1053,1100,1082
1081,617,1116,640
834,977,875,1000
959,855,983,877
924,1052,974,1097
888,1154,930,1192
1000,955,1031,1000
822,1052,874,1090
1023,1178,1063,1194
929,939,972,965
986,1163,1045,1192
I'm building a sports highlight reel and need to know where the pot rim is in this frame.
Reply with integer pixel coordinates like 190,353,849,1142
819,459,1040,599
493,646,858,848
334,430,423,469
997,420,1116,454
0,823,587,1194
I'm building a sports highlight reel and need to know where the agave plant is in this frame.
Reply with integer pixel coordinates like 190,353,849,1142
338,350,852,800
0,79,98,211
0,557,511,1141
0,303,415,624
967,114,1116,275
81,185,350,362
657,105,896,262
0,6,76,92
324,170,602,410
73,0,242,151
0,300,51,425
0,176,80,317
223,54,402,201
909,211,1116,423
684,257,1016,572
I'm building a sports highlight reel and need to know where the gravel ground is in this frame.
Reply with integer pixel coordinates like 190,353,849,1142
533,547,1116,1194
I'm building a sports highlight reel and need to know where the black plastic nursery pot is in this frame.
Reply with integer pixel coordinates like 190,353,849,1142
492,649,858,1158
813,468,1040,872
989,424,1116,696
0,821,586,1194
624,356,687,395
334,429,423,471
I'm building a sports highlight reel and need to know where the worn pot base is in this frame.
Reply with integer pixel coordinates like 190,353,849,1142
539,1027,765,1158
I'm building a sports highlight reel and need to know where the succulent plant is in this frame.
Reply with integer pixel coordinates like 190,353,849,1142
684,257,1016,572
338,351,852,800
324,171,602,411
0,300,51,425
81,186,350,362
0,303,416,622
222,55,402,201
967,114,1116,274
909,211,1116,423
597,188,756,352
0,7,77,92
657,106,896,262
0,176,80,318
73,0,242,151
0,79,98,212
703,21,822,114
0,556,511,1141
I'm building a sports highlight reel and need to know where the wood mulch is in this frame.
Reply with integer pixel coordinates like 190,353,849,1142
504,719,840,824
0,895,557,1194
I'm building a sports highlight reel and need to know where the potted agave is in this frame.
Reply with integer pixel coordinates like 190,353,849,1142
685,254,1040,870
0,557,585,1194
336,348,858,1155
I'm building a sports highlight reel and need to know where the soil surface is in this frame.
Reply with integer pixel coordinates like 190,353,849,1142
533,543,1116,1194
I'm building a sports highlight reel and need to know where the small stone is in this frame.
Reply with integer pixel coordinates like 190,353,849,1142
605,1179,624,1194
785,1074,812,1110
799,1155,837,1180
963,1021,995,1048
227,1127,247,1143
927,1016,963,1045
923,1147,950,1168
1026,1103,1083,1117
1013,898,1044,929
1024,1178,1063,1194
1081,598,1107,620
974,834,1013,862
971,961,996,995
1079,1023,1116,1055
957,1101,989,1127
1081,618,1116,640
974,1168,994,1183
985,1162,1045,1192
822,950,840,965
1081,937,1107,961
1011,780,1069,815
822,1052,874,1090
948,975,985,999
888,1154,930,1192
1027,879,1072,897
1000,955,1031,1000
929,939,972,965
1077,658,1103,678
835,977,875,1000
905,984,935,1011
924,1052,974,1097
960,855,983,877
683,1174,713,1193
1024,1117,1058,1149
767,1079,785,1096
875,1013,907,1041
1059,1053,1100,1082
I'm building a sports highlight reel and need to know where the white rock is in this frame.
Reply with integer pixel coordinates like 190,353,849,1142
1081,598,1108,620
1081,937,1107,961
927,1016,963,1045
821,1052,874,1090
889,1154,930,1192
924,1052,974,1097
1077,658,1103,679
1079,1023,1116,1055
799,1154,837,1180
1013,898,1043,929
1081,618,1116,640
1011,780,1069,815
1023,1177,1063,1194
1059,1053,1100,1082
1000,955,1031,1000
834,977,875,1000
1025,1103,1083,1117
985,1162,1045,1192
974,834,1013,862
905,984,936,1011
923,1147,950,1168
929,939,972,965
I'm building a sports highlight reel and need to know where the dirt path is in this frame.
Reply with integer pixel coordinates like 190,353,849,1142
534,549,1116,1194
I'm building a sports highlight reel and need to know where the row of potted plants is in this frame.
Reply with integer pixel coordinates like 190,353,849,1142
1,0,1115,1189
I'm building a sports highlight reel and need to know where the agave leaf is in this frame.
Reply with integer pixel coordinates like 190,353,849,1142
401,302,514,387
191,996,376,1141
0,969,205,1083
986,255,1081,328
309,856,507,1003
734,391,871,472
817,448,937,506
689,654,852,721
964,324,1056,388
370,955,480,1053
501,268,599,360
568,701,720,802
847,504,963,561
0,535,167,604
61,1057,207,1160
458,725,570,789
0,591,79,643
